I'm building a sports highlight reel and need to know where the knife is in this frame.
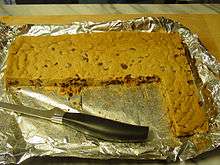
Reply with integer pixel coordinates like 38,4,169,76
0,101,149,142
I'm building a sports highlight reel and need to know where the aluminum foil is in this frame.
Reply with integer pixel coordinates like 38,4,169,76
0,17,220,164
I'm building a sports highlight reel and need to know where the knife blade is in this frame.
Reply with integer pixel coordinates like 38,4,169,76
0,101,149,142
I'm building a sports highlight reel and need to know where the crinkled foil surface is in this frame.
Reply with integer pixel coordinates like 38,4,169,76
0,17,220,164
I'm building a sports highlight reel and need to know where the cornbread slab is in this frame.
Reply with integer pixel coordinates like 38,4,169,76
5,32,208,137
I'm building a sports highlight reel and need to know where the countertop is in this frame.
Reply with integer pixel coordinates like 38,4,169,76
0,3,220,165
0,4,220,15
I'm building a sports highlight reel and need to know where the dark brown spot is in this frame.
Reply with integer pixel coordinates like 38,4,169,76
80,79,88,86
8,80,19,86
188,91,194,96
36,79,42,83
29,79,42,87
68,93,73,97
51,47,55,51
160,66,165,72
65,63,72,68
111,80,123,85
72,82,81,86
75,74,80,79
198,101,203,107
44,64,48,67
103,66,109,71
174,108,178,113
116,53,120,56
124,74,133,83
137,76,161,85
104,79,124,85
121,63,128,69
138,60,142,63
71,48,76,52
60,83,65,88
29,80,35,86
131,23,136,30
187,80,194,85
177,47,182,50
179,91,182,94
174,54,179,58
82,53,89,62
98,62,103,66
68,79,73,84
115,77,121,80
131,59,135,63
54,83,57,86
60,83,69,88
54,62,58,65
129,48,136,51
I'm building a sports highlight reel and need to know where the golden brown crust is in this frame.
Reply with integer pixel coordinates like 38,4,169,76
5,32,208,137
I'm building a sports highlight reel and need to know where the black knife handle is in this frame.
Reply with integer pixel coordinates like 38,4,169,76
62,113,149,142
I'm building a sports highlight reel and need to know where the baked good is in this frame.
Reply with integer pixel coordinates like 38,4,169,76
5,32,208,137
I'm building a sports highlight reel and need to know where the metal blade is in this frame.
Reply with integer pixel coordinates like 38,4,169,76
0,101,56,121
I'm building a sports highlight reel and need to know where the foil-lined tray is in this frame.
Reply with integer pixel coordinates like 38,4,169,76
0,17,220,164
